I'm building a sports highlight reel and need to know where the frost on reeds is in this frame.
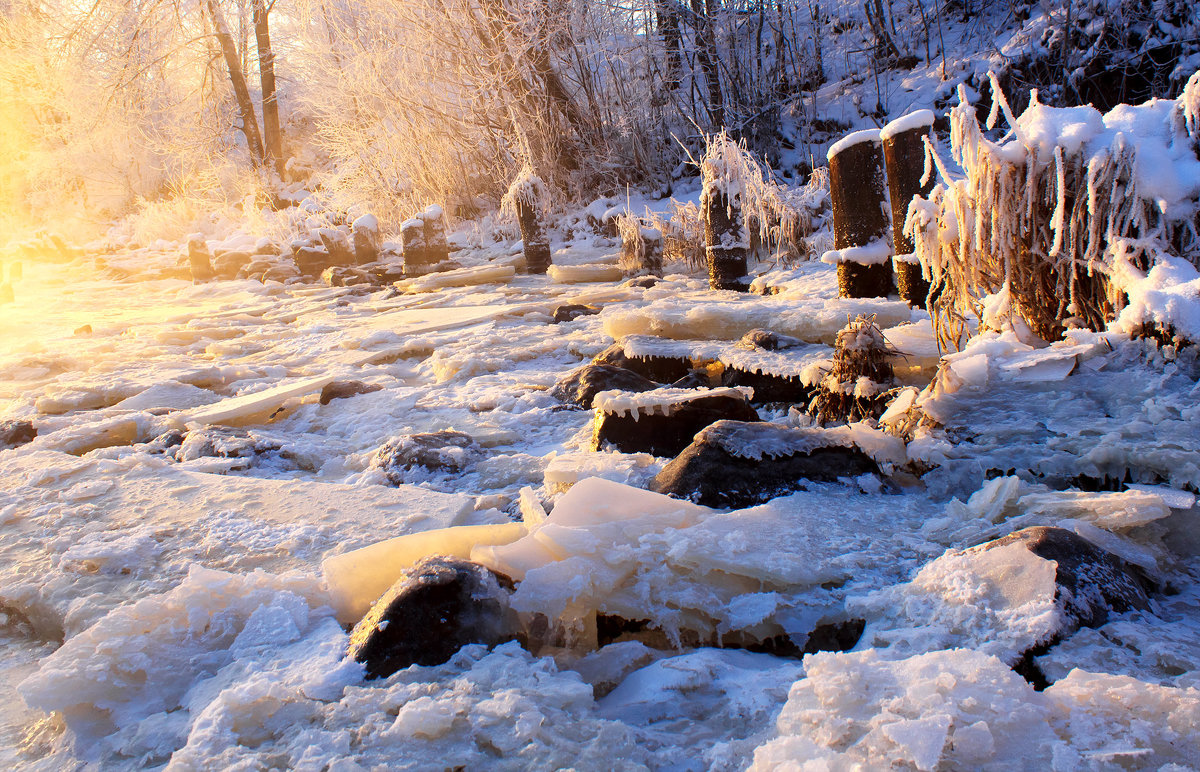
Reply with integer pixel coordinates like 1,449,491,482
908,70,1200,350
653,133,830,272
810,315,897,425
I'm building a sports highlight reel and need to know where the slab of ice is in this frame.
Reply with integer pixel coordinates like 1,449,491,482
322,522,528,624
547,264,623,283
174,374,336,427
395,264,516,292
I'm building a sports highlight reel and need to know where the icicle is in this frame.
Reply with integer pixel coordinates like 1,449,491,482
1049,146,1067,258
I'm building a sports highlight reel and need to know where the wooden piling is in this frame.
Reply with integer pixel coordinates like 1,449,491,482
516,199,551,274
704,187,748,291
352,215,380,265
826,130,893,298
187,235,215,282
422,206,450,267
401,217,429,276
882,111,936,308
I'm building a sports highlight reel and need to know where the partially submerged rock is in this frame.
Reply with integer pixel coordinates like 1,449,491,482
550,364,659,410
651,420,881,508
371,430,481,482
0,419,37,449
319,380,383,405
593,341,694,384
551,304,599,324
347,556,518,679
592,388,759,458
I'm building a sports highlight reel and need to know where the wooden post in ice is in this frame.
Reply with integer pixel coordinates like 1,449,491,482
881,111,936,308
702,182,748,291
824,129,894,298
421,205,450,266
515,199,551,274
504,170,552,274
352,214,380,265
620,219,663,277
187,234,215,282
401,217,429,276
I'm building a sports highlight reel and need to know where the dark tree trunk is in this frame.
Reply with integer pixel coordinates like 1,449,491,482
253,0,283,176
656,0,683,89
516,199,552,274
205,0,265,168
690,0,725,128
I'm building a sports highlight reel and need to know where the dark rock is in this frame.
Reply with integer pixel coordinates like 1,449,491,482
551,304,599,324
262,263,301,284
319,380,383,405
736,328,803,351
801,618,867,654
0,420,37,449
593,342,693,383
294,246,332,277
187,237,214,282
318,228,357,266
212,250,252,280
593,394,759,458
348,556,518,679
238,258,275,281
669,370,713,389
722,367,814,405
550,364,659,410
172,426,302,471
73,325,93,336
623,276,660,289
371,431,481,482
651,420,879,508
320,266,373,287
982,526,1153,631
143,429,185,453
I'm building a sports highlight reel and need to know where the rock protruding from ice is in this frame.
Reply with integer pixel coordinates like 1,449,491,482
593,340,694,383
319,379,383,405
592,389,759,458
347,556,518,680
550,304,599,324
736,328,804,351
550,364,659,410
863,526,1153,669
372,431,482,481
0,419,37,449
651,420,882,508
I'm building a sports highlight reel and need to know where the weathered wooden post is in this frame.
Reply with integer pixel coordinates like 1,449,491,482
352,214,380,265
421,205,450,266
702,172,749,291
504,171,552,274
619,219,663,277
187,234,215,282
823,129,894,298
881,111,936,308
401,217,429,276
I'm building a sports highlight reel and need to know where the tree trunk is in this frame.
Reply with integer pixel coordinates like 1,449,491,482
205,0,265,168
656,0,683,89
690,0,725,128
253,0,283,176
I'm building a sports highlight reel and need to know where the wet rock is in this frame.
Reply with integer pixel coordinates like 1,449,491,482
318,228,356,266
736,328,803,351
986,526,1152,630
721,368,814,405
669,370,713,389
186,235,214,282
320,266,373,287
238,258,276,281
262,263,301,284
651,420,879,508
593,394,759,458
212,250,252,280
593,341,692,383
319,380,383,405
172,426,300,471
0,420,37,449
347,556,518,679
293,246,332,277
371,431,481,482
550,364,659,410
551,304,599,324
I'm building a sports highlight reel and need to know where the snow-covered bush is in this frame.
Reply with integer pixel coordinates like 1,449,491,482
909,70,1200,349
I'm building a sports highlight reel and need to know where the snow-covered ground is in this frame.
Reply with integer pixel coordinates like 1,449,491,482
2,226,1200,770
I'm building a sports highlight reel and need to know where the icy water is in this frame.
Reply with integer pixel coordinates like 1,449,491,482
2,252,1200,769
